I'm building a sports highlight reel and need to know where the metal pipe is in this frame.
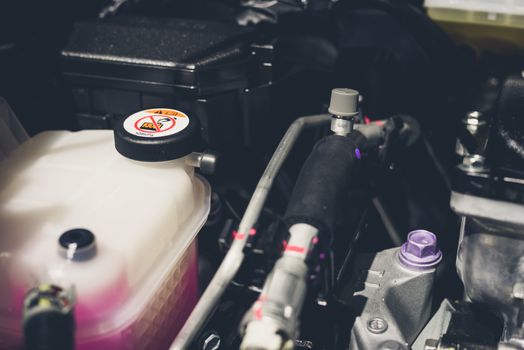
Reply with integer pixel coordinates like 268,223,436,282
170,113,332,350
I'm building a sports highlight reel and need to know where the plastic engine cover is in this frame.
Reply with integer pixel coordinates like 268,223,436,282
0,130,210,349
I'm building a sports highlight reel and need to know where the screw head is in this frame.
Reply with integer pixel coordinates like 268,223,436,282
202,331,221,350
367,317,388,334
399,230,442,270
405,231,437,257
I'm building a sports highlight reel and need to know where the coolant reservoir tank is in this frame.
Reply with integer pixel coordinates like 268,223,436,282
0,108,210,349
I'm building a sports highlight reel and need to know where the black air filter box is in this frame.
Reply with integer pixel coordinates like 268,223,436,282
61,16,256,145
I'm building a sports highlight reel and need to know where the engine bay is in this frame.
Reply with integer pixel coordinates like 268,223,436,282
1,0,524,349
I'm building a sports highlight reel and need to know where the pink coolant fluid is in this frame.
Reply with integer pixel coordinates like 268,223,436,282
8,239,198,350
75,243,199,350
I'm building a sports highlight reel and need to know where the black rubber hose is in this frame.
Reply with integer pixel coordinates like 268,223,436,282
24,310,75,350
284,132,367,235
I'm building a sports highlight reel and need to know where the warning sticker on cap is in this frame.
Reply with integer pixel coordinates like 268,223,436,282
123,108,190,138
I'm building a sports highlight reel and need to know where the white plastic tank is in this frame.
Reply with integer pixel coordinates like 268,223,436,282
0,128,210,349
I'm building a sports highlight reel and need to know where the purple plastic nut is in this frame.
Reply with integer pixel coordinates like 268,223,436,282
398,230,442,270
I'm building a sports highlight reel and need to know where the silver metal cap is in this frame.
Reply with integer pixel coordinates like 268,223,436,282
328,88,359,117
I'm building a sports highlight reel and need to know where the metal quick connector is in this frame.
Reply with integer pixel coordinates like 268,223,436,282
240,224,319,350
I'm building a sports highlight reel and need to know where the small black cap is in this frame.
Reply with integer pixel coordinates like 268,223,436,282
59,228,96,260
59,229,94,250
114,108,200,162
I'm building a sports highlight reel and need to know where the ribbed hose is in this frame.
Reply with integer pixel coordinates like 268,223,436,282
284,133,367,234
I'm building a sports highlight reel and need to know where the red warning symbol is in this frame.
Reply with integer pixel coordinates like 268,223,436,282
133,115,176,134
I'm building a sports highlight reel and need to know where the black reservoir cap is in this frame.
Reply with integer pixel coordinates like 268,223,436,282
114,108,200,161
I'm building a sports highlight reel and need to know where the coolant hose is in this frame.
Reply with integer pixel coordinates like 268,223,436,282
240,131,368,350
284,132,367,234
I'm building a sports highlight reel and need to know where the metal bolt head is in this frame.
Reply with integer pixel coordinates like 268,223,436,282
367,317,388,334
202,331,221,350
399,230,442,270
405,230,437,257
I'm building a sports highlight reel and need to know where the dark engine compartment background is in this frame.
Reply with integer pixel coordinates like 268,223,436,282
2,0,524,349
